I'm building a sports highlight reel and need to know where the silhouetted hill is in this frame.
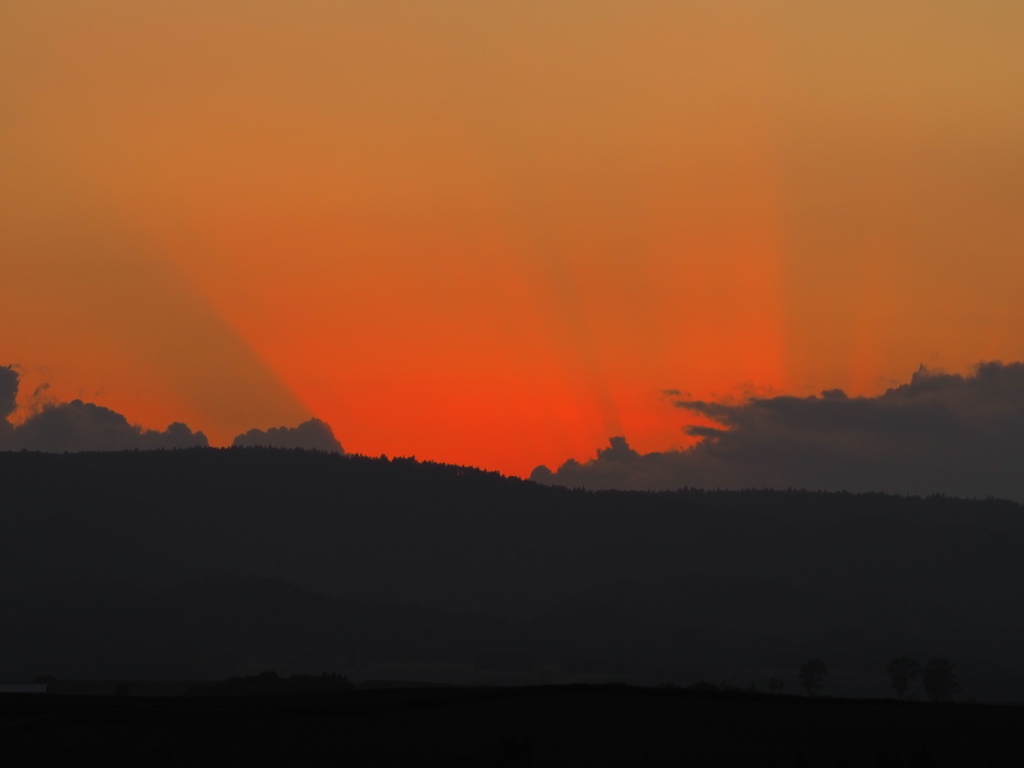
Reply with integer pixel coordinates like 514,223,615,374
0,577,521,681
187,670,354,696
1,448,1023,698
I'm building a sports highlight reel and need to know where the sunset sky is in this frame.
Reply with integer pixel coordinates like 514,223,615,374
3,1,1023,477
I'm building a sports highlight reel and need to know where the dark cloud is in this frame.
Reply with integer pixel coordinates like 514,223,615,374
0,366,208,452
0,366,17,445
531,361,1024,501
232,419,343,453
0,366,17,421
1,365,344,454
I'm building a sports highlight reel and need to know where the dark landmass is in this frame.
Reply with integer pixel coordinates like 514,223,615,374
1,448,1023,700
187,671,354,696
0,685,1021,766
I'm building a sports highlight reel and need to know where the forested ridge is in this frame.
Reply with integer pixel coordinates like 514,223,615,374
1,448,1022,699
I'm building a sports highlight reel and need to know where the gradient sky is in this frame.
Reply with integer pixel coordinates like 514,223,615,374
2,1,1023,476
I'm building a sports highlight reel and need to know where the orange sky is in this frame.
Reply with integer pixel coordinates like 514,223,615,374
2,1,1023,476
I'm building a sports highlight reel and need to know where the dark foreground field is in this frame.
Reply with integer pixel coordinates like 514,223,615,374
0,685,1018,767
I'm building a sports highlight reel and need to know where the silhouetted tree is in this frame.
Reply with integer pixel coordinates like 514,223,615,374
921,658,958,702
768,677,785,694
798,660,827,696
886,658,921,699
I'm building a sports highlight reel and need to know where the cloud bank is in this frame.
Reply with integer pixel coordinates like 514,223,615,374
1,366,208,452
231,419,343,453
531,362,1024,501
2,365,346,454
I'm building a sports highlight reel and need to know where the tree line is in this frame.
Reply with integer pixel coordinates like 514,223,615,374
766,658,960,701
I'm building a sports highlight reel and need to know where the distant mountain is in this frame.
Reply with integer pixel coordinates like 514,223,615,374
1,448,1022,699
